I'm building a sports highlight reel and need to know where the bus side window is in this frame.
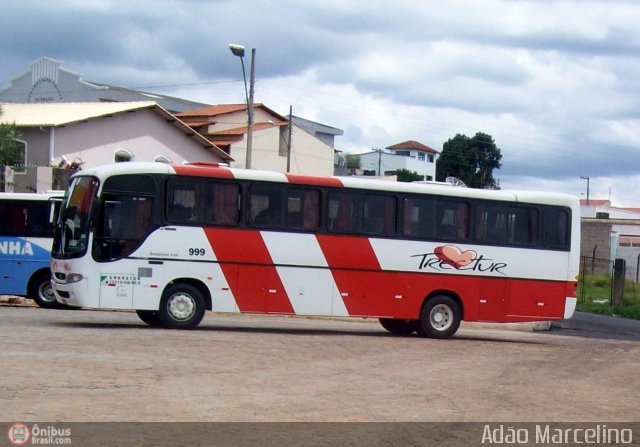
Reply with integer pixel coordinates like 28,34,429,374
437,200,468,240
363,194,396,236
249,184,283,228
210,182,240,226
0,202,27,236
301,190,320,230
327,191,362,234
402,196,436,239
510,206,538,246
25,202,50,237
167,180,196,223
284,188,320,231
543,208,569,249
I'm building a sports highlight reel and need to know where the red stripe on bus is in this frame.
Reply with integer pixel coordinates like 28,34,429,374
316,235,381,270
204,228,295,314
172,165,236,179
285,173,344,187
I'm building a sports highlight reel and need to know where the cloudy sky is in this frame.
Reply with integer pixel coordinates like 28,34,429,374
1,0,639,205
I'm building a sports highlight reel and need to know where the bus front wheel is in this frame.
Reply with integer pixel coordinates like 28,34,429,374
159,283,205,329
29,272,60,309
416,295,461,339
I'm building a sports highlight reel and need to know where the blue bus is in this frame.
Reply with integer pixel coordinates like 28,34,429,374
0,192,62,308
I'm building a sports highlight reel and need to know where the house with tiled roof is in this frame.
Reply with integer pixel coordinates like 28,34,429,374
0,101,231,192
177,104,335,175
357,140,440,180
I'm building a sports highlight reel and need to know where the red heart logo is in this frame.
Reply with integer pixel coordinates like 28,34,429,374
434,245,477,269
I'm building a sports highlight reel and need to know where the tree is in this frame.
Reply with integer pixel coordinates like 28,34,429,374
436,132,502,189
395,168,424,182
345,154,361,170
471,132,502,189
0,105,23,191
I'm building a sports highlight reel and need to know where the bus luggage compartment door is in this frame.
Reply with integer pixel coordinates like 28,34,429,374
99,272,135,309
478,277,507,322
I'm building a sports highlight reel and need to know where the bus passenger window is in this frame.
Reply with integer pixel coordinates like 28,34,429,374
210,183,239,226
327,191,362,234
543,208,570,249
301,190,320,230
402,197,436,239
363,195,396,236
437,201,468,240
25,203,51,237
285,189,320,231
0,202,26,236
249,185,283,228
167,181,196,223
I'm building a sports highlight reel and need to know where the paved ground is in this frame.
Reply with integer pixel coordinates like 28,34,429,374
1,303,639,423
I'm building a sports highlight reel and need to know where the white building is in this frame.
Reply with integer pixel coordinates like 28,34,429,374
357,140,439,180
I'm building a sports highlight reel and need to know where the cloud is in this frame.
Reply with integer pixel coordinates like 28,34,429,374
0,0,639,204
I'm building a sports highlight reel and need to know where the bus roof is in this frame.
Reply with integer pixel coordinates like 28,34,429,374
0,191,64,201
72,162,579,208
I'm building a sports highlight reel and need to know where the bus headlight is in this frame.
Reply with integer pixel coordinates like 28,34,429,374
66,273,84,283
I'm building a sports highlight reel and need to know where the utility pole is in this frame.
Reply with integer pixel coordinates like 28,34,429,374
580,175,590,205
246,48,256,169
286,105,293,173
377,148,382,176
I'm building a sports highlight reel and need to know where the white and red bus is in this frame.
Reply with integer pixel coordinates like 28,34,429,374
50,162,579,338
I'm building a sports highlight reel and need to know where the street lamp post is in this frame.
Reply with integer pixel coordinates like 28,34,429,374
228,44,256,169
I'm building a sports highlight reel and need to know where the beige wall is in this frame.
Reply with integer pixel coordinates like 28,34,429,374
229,125,334,175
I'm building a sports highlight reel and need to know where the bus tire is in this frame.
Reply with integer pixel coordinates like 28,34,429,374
378,318,416,335
158,283,205,329
136,310,162,327
29,271,60,309
416,295,461,339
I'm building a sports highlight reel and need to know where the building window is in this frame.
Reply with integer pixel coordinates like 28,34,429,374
8,139,26,174
114,148,134,163
427,154,435,163
418,152,425,161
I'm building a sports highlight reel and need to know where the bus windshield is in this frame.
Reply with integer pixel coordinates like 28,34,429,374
52,176,99,259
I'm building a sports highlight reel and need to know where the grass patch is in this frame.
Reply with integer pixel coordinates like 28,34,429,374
577,273,640,321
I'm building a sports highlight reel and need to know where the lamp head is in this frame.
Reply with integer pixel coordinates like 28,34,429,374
228,43,245,57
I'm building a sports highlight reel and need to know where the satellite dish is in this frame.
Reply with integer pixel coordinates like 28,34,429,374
445,176,467,187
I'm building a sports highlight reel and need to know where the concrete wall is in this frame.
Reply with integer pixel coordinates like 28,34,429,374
581,219,613,261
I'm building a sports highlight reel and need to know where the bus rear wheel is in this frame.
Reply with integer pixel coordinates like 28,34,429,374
378,318,416,336
29,272,60,309
158,283,205,329
416,295,461,339
136,310,162,327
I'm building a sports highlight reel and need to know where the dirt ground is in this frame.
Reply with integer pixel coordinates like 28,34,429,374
1,303,639,423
